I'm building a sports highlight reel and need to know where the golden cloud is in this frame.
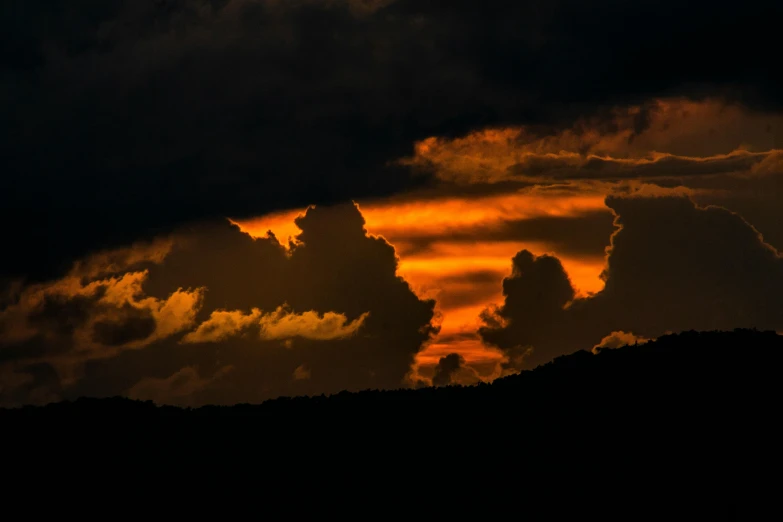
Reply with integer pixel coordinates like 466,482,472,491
181,306,370,344
181,308,263,344
592,331,652,354
259,306,369,341
2,203,435,406
399,99,783,184
0,268,204,389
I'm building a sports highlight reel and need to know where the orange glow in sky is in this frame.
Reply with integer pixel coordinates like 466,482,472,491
233,191,611,373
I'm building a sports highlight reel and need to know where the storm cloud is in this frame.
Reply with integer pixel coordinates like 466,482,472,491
480,195,783,370
3,0,782,282
0,203,437,406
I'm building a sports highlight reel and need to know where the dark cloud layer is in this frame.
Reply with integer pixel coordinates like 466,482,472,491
3,0,781,282
395,211,616,259
480,196,783,370
0,203,437,406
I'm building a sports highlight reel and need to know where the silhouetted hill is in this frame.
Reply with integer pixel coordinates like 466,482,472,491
3,329,782,520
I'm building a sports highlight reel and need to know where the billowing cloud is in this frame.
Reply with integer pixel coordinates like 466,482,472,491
0,270,203,367
431,353,464,387
479,250,578,370
480,195,783,370
234,186,616,376
4,1,783,405
413,351,483,388
4,1,781,283
1,203,436,406
430,352,482,387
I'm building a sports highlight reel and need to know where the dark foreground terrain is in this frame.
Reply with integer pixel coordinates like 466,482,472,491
3,329,782,520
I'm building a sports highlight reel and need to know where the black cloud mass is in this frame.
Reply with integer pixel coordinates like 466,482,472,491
2,0,782,281
480,196,783,369
0,204,437,406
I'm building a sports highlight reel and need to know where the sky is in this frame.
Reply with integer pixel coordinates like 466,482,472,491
1,0,782,406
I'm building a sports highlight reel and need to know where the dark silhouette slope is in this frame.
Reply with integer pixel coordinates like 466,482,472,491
3,329,782,520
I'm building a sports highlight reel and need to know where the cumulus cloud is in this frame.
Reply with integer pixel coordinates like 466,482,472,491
413,352,483,388
429,353,478,387
4,1,783,405
431,353,463,387
480,195,783,370
0,270,203,358
0,269,203,397
478,250,578,370
1,203,436,406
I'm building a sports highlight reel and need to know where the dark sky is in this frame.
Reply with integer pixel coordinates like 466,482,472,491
1,0,782,406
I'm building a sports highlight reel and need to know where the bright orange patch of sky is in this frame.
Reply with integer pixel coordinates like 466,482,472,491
233,191,611,372
233,98,783,382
